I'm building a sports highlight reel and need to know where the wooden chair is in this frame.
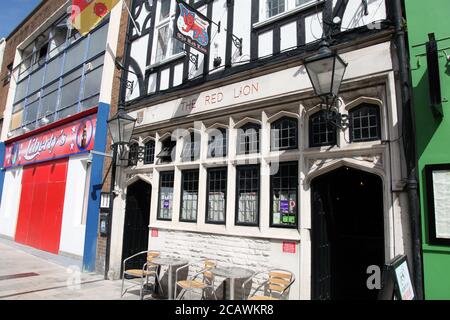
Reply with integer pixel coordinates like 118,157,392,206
174,259,218,300
242,269,295,300
121,250,162,300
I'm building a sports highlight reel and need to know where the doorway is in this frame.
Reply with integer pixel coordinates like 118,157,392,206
121,180,152,272
311,166,385,300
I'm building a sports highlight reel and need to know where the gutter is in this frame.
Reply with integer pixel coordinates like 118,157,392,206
392,0,424,299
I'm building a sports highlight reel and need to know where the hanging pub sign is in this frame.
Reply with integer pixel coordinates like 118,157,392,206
173,0,210,55
3,113,97,169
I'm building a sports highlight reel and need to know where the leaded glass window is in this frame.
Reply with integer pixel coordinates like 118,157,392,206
236,165,260,226
271,117,298,151
158,171,174,220
309,110,337,147
206,167,227,224
271,162,298,227
180,170,199,222
350,104,381,142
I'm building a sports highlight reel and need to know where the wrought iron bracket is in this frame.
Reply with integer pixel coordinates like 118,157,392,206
232,35,243,56
181,49,199,70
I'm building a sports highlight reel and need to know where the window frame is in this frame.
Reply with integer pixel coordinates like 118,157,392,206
269,161,299,229
181,131,201,162
309,110,338,148
261,0,316,20
152,0,185,65
157,170,175,221
237,123,261,155
235,164,261,227
179,169,200,223
271,116,299,151
349,104,382,143
205,167,228,225
144,140,156,165
207,127,228,159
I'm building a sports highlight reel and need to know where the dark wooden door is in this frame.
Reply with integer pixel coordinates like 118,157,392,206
312,167,385,300
121,180,151,272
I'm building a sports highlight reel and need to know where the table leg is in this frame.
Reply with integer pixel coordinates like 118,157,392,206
230,278,235,300
168,266,173,300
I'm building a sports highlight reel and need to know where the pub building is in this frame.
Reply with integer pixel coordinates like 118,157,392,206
106,0,416,300
0,1,123,272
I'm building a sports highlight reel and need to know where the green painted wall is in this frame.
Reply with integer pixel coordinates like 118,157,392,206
405,0,450,300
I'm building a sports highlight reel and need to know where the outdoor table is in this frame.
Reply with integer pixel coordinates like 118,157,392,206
212,266,254,300
152,257,188,300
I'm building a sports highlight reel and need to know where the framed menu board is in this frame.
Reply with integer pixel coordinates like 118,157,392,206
425,164,450,245
378,255,415,300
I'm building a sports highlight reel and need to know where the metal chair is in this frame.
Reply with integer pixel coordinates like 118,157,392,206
121,250,163,299
242,269,295,300
174,259,218,300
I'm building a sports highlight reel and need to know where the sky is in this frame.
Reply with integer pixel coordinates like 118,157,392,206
0,0,42,39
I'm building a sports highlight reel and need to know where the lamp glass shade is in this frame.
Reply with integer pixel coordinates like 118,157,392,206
107,110,137,145
305,45,347,98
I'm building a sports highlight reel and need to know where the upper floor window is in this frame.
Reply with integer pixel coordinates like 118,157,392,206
264,0,314,19
208,128,228,158
181,132,201,162
128,143,139,166
350,104,381,143
153,0,184,64
237,123,261,155
157,137,176,163
271,117,298,151
144,140,156,164
309,110,337,148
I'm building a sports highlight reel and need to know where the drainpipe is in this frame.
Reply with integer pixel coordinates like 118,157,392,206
392,0,424,299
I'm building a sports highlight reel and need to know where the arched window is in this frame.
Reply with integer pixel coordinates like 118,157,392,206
156,137,176,164
237,123,260,155
144,140,155,164
181,132,201,162
309,110,337,147
208,128,228,158
128,143,139,166
349,104,381,142
271,117,298,151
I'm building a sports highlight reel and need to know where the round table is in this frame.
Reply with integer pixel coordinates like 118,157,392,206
151,257,188,300
212,267,254,300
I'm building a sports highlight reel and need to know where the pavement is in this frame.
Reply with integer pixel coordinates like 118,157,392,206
0,237,144,300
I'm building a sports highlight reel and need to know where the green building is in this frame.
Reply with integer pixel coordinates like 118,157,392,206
406,0,450,299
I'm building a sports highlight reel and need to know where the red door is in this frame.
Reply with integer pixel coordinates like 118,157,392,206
15,159,69,254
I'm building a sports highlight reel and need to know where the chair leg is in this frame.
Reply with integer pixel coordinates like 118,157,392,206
121,275,125,298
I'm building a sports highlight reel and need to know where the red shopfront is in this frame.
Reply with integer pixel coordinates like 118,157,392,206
3,111,97,254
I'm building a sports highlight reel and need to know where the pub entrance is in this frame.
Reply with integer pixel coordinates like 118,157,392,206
311,166,385,300
121,180,152,272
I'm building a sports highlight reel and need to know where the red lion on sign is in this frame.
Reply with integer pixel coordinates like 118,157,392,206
179,3,208,46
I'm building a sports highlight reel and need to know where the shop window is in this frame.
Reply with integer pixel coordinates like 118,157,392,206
309,110,337,148
158,171,175,220
157,137,176,163
144,140,156,164
271,162,298,227
350,104,381,143
206,167,227,224
236,165,260,226
180,170,199,222
128,143,139,166
208,128,228,158
237,123,260,155
271,117,298,151
181,132,201,162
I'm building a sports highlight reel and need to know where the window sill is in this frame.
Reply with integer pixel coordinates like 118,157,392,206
149,221,302,242
253,0,324,30
146,53,186,71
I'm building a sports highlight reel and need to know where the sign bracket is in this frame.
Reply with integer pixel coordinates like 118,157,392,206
181,49,199,70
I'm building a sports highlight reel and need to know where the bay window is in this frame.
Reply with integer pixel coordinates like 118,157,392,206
270,162,298,227
180,170,200,222
158,171,175,220
236,165,260,226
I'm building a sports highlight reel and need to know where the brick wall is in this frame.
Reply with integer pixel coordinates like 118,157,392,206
0,0,67,122
95,0,132,274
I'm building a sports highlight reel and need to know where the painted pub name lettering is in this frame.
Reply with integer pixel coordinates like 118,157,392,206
204,82,260,106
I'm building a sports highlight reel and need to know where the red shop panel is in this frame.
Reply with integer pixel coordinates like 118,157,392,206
15,159,69,254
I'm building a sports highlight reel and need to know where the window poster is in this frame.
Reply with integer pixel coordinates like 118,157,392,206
432,170,450,239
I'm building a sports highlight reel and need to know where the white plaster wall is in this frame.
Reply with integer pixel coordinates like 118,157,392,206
341,0,386,31
149,230,301,300
59,155,89,257
0,168,23,238
231,0,252,64
280,21,297,52
258,30,273,58
305,11,323,44
210,0,228,72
